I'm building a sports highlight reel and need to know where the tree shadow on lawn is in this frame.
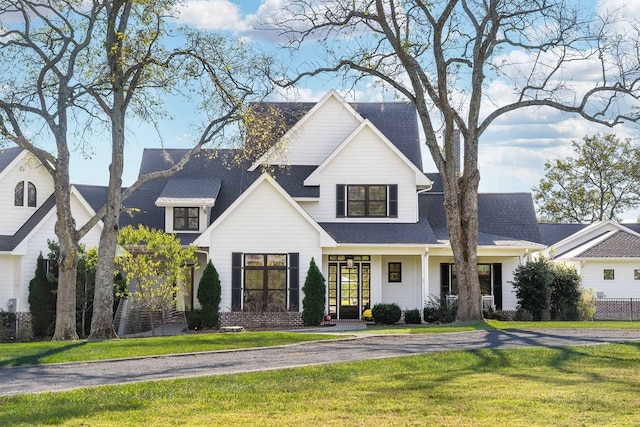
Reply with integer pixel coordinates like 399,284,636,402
0,341,87,367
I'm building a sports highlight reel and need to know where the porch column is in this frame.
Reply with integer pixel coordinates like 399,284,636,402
421,249,429,320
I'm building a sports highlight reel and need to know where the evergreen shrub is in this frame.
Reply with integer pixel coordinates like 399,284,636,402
372,303,402,325
403,308,422,324
302,258,326,326
197,260,221,328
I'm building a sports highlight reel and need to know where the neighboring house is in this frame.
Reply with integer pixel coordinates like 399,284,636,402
0,148,103,322
121,90,545,326
540,220,640,299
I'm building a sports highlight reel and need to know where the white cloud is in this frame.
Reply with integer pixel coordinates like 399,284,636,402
174,0,250,31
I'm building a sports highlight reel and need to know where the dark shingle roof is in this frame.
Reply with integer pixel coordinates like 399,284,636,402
319,219,438,245
419,192,542,244
538,223,589,246
74,184,108,214
0,147,23,173
158,179,222,200
250,101,423,169
578,230,640,258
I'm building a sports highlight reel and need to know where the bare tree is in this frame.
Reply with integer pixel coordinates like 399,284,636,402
276,0,640,320
0,0,271,339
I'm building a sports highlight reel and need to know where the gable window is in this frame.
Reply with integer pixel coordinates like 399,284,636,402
388,262,402,282
14,182,24,206
14,181,36,207
336,184,397,218
603,269,615,280
174,207,199,231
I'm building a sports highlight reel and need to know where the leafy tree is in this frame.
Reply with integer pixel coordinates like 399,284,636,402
277,0,640,321
28,254,56,337
0,1,271,339
511,258,553,321
534,134,640,223
197,261,221,329
550,264,581,321
302,258,326,326
115,225,196,335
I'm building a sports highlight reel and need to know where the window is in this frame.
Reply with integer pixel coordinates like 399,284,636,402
603,269,615,280
388,262,402,282
336,184,397,218
14,182,24,206
14,181,37,207
174,207,199,231
440,263,503,310
635,269,640,280
243,254,287,311
27,182,37,207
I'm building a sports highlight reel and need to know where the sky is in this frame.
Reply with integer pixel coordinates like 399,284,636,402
65,0,640,218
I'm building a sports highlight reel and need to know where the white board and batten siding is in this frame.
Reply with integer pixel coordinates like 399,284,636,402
203,179,324,311
301,126,419,223
258,95,361,167
0,153,55,236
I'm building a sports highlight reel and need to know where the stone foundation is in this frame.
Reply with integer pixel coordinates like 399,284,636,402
219,311,304,330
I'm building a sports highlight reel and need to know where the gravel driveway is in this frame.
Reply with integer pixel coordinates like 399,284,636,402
2,328,640,396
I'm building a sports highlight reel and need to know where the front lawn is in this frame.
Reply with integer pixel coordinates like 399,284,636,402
1,342,639,426
0,332,344,367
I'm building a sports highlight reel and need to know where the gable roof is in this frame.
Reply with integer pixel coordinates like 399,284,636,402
0,147,23,176
248,92,423,170
303,119,431,187
0,194,56,252
155,178,222,206
576,230,640,258
193,173,336,247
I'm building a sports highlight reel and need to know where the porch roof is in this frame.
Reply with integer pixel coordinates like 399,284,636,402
319,220,437,244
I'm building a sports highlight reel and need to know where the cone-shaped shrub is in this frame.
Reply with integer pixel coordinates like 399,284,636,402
302,258,326,326
197,260,221,328
28,253,56,337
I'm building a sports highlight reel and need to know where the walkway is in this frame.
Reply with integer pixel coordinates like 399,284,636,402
2,328,640,396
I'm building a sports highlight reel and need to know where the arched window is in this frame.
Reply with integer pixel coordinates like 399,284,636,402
14,182,24,206
27,182,36,207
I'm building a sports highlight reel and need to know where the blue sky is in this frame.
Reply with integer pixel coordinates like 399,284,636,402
68,0,640,217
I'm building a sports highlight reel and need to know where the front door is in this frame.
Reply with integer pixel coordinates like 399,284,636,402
339,264,360,319
328,257,371,320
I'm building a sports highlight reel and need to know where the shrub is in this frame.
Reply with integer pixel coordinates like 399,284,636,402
423,295,457,324
372,303,402,325
185,309,203,330
302,258,326,326
0,310,16,342
403,308,422,324
197,261,221,329
551,264,581,320
483,308,510,321
511,258,553,321
28,253,56,337
578,288,597,321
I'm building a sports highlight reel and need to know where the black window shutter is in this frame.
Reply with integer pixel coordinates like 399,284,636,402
440,263,450,296
289,253,300,311
388,184,398,217
492,263,503,310
231,252,242,311
336,184,345,217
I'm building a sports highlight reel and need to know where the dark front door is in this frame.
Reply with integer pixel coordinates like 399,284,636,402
339,264,360,319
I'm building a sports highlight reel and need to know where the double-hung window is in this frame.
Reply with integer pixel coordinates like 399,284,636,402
336,184,398,218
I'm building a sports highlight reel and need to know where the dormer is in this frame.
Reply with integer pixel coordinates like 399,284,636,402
155,178,221,233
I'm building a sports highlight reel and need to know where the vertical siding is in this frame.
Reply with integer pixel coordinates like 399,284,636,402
206,180,323,311
303,126,418,223
266,96,361,166
0,154,55,235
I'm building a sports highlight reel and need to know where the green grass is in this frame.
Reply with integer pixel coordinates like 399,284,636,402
0,332,344,367
1,342,639,426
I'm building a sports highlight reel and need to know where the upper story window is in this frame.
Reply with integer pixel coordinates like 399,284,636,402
336,184,397,218
174,207,199,231
14,181,37,207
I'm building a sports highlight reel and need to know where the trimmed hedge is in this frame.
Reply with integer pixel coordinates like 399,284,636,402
372,303,402,325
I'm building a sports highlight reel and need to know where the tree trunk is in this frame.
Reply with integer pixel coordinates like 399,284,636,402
443,168,483,322
52,244,79,340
